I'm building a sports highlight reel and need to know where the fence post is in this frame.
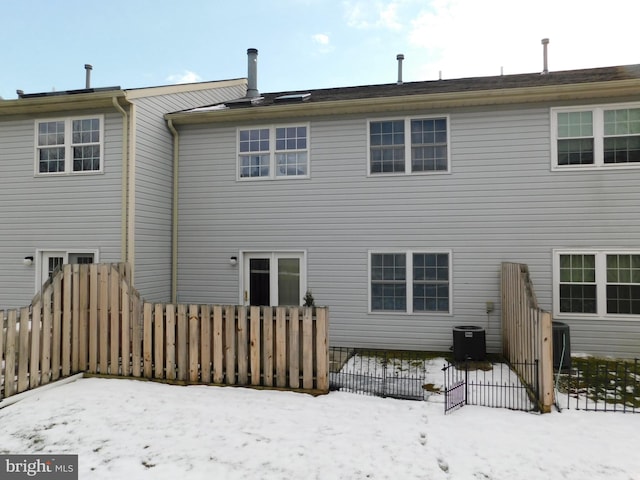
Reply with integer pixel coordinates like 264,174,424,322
538,311,554,412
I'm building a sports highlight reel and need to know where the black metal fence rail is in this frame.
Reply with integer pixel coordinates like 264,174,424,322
443,361,539,414
329,347,429,401
555,358,640,413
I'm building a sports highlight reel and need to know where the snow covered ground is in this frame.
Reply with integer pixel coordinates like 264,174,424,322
0,377,639,480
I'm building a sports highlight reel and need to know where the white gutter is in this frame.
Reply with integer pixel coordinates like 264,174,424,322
112,97,129,265
167,118,179,303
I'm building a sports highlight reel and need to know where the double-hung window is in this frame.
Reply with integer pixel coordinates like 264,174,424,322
554,250,640,317
369,117,449,175
238,125,309,179
552,104,640,169
370,251,451,313
35,116,103,175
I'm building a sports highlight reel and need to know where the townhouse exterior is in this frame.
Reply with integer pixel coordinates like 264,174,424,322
2,54,639,359
166,63,640,358
0,77,246,308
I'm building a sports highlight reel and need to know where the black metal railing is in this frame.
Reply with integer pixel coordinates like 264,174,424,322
443,360,539,414
329,347,539,413
555,357,640,413
329,347,430,400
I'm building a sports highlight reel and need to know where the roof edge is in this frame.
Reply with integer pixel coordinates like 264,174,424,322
0,89,128,116
124,78,247,100
165,78,640,124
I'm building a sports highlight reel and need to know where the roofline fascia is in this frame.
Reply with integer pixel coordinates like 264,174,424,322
124,78,247,100
0,90,129,116
165,78,640,125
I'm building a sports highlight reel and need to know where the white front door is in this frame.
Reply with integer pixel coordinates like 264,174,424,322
243,252,305,306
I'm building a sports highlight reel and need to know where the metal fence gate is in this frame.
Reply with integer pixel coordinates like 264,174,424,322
443,360,539,414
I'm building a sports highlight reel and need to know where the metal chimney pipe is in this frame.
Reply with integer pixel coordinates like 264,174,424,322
85,64,93,88
396,54,404,84
246,48,259,98
541,38,549,74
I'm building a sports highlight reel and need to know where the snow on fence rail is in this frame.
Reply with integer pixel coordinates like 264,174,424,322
0,263,329,401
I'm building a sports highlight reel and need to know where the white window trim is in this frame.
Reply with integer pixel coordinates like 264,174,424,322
34,115,105,176
550,103,640,171
367,115,451,177
238,250,307,306
552,248,640,320
236,123,311,181
368,249,453,315
34,248,100,293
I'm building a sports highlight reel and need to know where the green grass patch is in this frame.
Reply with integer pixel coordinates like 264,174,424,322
556,357,640,408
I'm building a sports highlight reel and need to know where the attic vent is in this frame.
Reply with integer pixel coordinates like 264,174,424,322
274,93,311,104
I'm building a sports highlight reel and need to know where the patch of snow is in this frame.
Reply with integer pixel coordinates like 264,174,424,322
0,378,638,479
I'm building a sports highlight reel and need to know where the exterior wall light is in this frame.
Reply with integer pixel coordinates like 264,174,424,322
23,256,34,266
229,256,238,266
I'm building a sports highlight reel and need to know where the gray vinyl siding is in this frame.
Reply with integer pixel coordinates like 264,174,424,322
176,104,640,358
0,111,123,308
131,84,246,302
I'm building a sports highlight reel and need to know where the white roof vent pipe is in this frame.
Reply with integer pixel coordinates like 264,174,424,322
541,38,549,75
85,64,93,88
396,54,404,85
246,48,259,98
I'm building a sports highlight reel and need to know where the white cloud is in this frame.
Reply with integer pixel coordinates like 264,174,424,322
401,0,640,81
312,33,333,54
166,70,203,84
312,33,330,46
343,0,404,30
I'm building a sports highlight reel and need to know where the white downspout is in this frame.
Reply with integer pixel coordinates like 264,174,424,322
112,97,129,266
167,118,179,303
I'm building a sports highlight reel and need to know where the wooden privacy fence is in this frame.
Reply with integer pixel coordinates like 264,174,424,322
0,263,329,401
501,262,553,412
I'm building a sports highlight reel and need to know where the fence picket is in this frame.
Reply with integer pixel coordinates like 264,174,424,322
224,305,236,385
189,305,199,383
154,303,165,380
98,264,109,375
51,273,62,381
5,310,17,397
315,307,329,391
165,303,176,381
88,265,98,374
17,307,30,393
212,305,224,384
143,303,153,378
262,307,274,387
177,304,187,381
131,292,142,378
121,278,130,377
237,306,248,385
302,307,313,390
289,307,300,389
275,307,287,388
249,306,261,386
29,300,41,389
200,305,211,384
41,285,52,384
110,267,120,376
62,265,72,377
72,265,80,372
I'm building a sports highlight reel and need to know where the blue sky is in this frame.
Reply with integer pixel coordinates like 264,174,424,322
1,0,639,99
